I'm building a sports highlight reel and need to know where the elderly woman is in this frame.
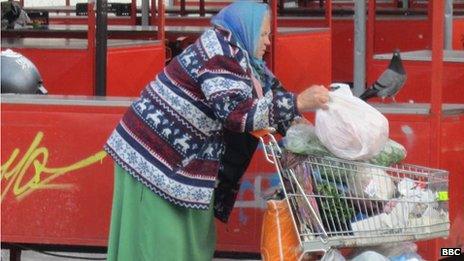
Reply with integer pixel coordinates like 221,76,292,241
105,1,328,260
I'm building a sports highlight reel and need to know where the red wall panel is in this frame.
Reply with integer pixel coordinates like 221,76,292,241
274,30,332,92
3,43,165,97
1,104,125,246
279,17,463,83
436,115,464,257
106,44,165,97
1,99,463,258
369,59,464,103
453,18,464,50
3,48,93,95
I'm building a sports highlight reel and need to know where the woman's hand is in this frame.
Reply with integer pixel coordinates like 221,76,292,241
296,85,329,111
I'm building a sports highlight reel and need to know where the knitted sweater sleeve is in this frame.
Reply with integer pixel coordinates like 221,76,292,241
198,55,299,133
267,70,303,135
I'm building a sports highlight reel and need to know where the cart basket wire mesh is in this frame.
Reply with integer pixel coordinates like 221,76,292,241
257,132,450,254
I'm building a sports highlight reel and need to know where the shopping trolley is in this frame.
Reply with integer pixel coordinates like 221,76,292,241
256,131,450,255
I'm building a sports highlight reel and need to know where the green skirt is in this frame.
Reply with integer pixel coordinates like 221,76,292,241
107,164,216,261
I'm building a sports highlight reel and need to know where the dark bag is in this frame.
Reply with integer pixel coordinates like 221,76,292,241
214,129,258,223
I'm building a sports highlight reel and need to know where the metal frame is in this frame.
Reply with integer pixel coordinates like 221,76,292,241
258,132,450,255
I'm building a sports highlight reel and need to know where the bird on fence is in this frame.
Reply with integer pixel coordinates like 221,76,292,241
360,50,407,102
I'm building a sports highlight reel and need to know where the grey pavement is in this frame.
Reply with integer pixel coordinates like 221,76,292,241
1,250,260,260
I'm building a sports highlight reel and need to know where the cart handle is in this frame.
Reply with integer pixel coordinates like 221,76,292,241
250,127,276,139
253,128,330,244
251,127,282,164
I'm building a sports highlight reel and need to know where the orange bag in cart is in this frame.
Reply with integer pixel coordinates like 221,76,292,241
261,199,304,261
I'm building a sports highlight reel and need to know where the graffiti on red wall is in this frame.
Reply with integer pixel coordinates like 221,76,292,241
1,131,107,202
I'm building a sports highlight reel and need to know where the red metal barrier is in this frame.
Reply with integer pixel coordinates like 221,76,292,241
2,42,165,97
274,30,332,90
3,2,463,258
2,98,462,258
278,17,463,83
454,18,464,49
8,48,93,95
369,56,464,103
106,44,165,97
1,100,124,246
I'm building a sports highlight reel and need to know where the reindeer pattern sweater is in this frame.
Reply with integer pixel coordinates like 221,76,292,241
104,27,300,209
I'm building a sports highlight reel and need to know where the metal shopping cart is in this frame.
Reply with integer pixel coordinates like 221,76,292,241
256,131,450,255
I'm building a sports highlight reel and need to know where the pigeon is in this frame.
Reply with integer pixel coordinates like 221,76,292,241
360,50,407,102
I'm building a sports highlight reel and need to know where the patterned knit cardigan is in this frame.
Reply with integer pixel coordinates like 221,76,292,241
104,27,300,209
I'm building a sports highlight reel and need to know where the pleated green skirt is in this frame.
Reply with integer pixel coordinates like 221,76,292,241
107,164,216,261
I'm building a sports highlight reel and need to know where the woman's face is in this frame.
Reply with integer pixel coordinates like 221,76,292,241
255,15,271,59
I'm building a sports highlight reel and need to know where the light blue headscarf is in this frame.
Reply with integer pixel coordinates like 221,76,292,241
211,0,268,60
211,1,270,89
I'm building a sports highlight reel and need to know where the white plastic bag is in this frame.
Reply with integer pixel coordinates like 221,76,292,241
351,251,389,261
347,166,396,201
315,83,389,160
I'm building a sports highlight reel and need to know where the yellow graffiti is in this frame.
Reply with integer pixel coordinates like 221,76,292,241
1,131,107,202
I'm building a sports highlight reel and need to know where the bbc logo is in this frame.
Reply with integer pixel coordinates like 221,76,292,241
441,248,462,256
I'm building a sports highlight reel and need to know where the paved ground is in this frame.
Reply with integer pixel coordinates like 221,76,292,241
1,250,260,260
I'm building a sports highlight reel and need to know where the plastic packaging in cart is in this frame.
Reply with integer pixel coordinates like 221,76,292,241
369,139,407,166
351,251,389,261
281,152,325,236
346,166,396,201
283,123,332,157
315,83,389,160
284,123,406,166
350,242,423,261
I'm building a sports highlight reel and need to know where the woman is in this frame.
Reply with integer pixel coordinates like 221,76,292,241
105,1,329,260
